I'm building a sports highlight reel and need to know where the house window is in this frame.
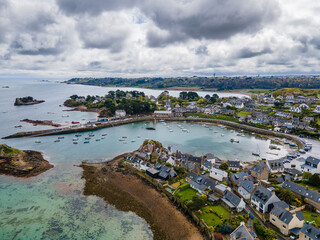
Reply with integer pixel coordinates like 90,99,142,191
272,218,275,221
282,225,286,228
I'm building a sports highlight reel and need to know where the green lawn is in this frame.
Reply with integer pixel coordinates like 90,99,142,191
302,210,320,228
197,205,231,227
258,105,272,110
296,181,320,192
237,111,252,117
174,187,197,202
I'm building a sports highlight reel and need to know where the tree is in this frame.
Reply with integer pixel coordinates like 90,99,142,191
263,228,277,240
218,224,234,234
308,174,320,187
187,196,204,210
219,162,229,171
302,172,312,180
277,188,294,204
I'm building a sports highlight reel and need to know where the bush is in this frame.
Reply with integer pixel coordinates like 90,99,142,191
217,224,234,234
178,183,190,191
214,233,223,240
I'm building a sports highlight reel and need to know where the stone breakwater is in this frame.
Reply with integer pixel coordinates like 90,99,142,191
2,116,304,148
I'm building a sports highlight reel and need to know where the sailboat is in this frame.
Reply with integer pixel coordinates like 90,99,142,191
252,144,260,157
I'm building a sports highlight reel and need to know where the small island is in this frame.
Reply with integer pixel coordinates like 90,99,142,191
14,96,45,106
0,144,53,177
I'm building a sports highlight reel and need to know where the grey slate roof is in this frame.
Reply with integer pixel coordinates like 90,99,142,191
232,171,249,182
269,201,289,211
296,211,304,221
230,222,259,240
202,160,212,169
270,206,294,224
187,173,216,192
251,185,272,204
306,156,320,166
267,159,284,170
224,190,241,207
300,223,320,239
227,160,241,168
251,164,266,174
240,179,255,193
282,180,320,204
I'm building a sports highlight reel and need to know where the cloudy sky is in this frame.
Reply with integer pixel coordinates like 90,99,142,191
0,0,319,78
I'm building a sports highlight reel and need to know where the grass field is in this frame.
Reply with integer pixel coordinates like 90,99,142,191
237,111,252,117
174,187,197,202
302,210,320,228
197,205,231,227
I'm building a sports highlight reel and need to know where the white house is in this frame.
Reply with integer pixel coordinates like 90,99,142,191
289,106,301,113
223,190,246,212
235,102,244,109
210,167,228,181
266,159,284,174
251,185,280,213
238,179,255,200
299,103,309,109
115,110,126,117
201,160,213,171
301,156,320,174
314,105,320,114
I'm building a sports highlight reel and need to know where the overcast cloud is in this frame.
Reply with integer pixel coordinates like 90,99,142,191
0,0,319,78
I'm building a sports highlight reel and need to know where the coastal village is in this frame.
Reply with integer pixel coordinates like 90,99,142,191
123,138,320,240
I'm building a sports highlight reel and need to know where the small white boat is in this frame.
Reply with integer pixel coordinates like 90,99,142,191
102,134,107,136
137,136,141,138
123,141,127,144
169,130,173,132
35,140,41,143
89,134,94,137
96,139,100,141
131,139,136,142
75,134,82,137
84,141,90,144
221,134,224,137
73,138,79,141
101,137,105,139
73,141,78,144
85,137,91,140
122,136,127,138
119,138,125,141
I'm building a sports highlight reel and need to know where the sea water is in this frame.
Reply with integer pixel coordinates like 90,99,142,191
0,79,292,239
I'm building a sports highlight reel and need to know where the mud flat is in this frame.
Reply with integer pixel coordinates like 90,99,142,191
0,144,53,177
81,156,203,240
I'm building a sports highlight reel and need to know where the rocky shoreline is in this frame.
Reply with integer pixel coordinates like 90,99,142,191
20,119,62,127
80,155,203,240
0,144,53,177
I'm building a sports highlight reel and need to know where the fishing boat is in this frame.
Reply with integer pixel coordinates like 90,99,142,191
96,139,100,141
73,141,78,144
123,141,127,144
72,138,79,141
137,136,141,138
119,138,125,141
122,136,127,138
131,139,136,142
58,137,64,139
101,137,105,139
221,134,224,137
88,134,95,137
75,134,82,137
35,140,41,143
169,129,173,132
84,141,90,144
102,133,107,136
230,139,239,143
85,137,91,140
14,125,22,128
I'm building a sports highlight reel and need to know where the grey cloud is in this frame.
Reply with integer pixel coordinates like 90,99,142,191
56,0,139,15
237,47,272,59
144,0,280,47
195,45,208,55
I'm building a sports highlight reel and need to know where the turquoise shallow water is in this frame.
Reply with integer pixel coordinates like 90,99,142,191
0,79,289,239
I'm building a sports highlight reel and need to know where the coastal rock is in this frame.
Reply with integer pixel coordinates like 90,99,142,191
0,144,53,177
14,96,45,106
